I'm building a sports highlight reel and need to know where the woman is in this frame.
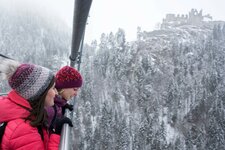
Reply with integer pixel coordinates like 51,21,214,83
47,66,82,130
0,57,72,149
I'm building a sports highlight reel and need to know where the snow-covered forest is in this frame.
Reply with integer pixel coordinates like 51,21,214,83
0,2,225,150
76,15,225,149
0,2,71,92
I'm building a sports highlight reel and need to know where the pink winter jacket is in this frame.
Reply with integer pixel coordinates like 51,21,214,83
0,90,60,150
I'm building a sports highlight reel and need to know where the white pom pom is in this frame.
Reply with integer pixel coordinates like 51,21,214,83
0,56,20,80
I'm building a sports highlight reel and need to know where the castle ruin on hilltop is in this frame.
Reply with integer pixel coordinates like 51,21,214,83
161,9,212,29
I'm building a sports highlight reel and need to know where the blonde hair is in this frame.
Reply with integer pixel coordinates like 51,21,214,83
58,89,64,95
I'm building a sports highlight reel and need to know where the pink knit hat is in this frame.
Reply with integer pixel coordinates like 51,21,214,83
55,66,82,89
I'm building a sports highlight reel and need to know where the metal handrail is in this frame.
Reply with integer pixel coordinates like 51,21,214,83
60,0,92,149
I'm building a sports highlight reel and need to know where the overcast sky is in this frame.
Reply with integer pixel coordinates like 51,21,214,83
2,0,225,44
85,0,225,44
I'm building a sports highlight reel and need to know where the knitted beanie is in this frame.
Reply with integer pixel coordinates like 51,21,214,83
55,66,82,89
8,63,54,101
0,55,54,101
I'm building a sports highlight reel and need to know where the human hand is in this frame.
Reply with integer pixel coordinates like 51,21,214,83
53,116,73,135
64,103,74,111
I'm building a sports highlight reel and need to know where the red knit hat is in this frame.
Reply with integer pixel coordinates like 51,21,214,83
55,66,82,89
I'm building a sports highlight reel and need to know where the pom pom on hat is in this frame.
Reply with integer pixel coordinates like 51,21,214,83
0,55,54,101
55,66,82,89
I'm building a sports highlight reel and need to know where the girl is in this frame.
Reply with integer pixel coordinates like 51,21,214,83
0,57,72,149
47,66,82,131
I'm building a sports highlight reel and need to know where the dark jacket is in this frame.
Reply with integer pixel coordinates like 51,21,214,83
46,95,67,128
